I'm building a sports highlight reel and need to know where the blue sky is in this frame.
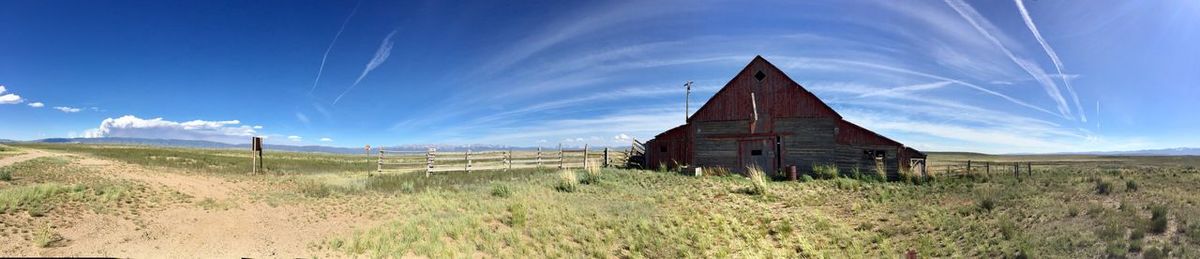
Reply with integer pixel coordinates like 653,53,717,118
1,0,1198,153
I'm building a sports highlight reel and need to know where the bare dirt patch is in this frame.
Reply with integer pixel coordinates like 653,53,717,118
5,149,386,257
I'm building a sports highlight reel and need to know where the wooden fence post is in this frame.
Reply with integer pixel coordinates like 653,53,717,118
985,162,990,177
1013,162,1018,178
465,149,471,173
507,148,512,172
426,147,434,177
559,143,564,169
537,147,542,168
376,148,382,177
604,147,610,168
1027,162,1032,177
967,160,972,175
583,144,590,169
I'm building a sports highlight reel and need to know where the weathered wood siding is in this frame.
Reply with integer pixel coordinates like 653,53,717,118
774,117,837,171
693,120,747,169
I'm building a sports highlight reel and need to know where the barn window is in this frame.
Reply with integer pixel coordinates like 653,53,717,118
660,146,667,153
754,70,766,81
751,150,763,156
864,150,885,160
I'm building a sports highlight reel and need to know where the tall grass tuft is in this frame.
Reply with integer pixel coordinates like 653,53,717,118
0,167,11,181
555,169,579,193
491,184,512,198
1149,204,1169,234
580,162,602,185
745,166,769,196
33,224,61,248
812,163,839,179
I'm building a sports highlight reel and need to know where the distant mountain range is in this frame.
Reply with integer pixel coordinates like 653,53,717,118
1045,147,1200,156
4,137,615,154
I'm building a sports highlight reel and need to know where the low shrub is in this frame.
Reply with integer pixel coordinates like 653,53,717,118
1129,239,1143,253
554,170,579,193
980,197,996,212
1142,245,1161,257
800,175,814,182
1143,246,1166,259
491,184,512,198
1096,180,1113,195
1126,180,1138,192
1130,227,1145,240
0,167,11,181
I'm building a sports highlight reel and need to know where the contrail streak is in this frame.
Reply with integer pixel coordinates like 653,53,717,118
334,30,398,105
1015,0,1086,122
944,0,1073,120
308,0,362,95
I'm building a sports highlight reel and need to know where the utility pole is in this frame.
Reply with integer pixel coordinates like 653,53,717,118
684,81,693,122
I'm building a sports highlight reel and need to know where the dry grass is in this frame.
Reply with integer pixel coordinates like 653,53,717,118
6,144,1200,258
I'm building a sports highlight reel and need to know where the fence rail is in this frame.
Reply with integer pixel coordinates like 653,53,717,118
925,159,1120,179
375,144,629,177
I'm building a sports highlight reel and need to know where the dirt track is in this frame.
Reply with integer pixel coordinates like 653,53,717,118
4,148,382,258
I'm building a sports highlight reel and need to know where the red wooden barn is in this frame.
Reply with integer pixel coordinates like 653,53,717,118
644,56,926,178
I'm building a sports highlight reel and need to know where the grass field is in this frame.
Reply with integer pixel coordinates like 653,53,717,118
2,143,1199,257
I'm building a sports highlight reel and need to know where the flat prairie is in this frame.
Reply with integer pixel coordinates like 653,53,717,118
1,143,1198,258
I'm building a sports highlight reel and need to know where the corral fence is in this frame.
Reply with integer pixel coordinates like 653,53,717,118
376,144,631,177
926,159,1118,179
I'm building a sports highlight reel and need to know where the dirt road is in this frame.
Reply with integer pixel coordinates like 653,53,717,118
4,148,382,258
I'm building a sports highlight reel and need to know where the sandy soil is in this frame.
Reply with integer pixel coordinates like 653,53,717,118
4,149,385,258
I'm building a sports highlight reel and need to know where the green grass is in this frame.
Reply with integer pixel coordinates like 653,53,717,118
0,183,74,213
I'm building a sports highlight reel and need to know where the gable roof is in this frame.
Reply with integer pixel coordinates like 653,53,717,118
688,55,842,122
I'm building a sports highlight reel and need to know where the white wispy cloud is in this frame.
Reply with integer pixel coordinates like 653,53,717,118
27,102,44,108
288,135,303,142
320,137,333,142
1014,0,1086,122
334,30,397,104
53,106,81,113
295,112,310,124
944,0,1073,119
309,0,362,95
778,56,1066,119
857,81,953,98
82,115,257,143
470,1,685,78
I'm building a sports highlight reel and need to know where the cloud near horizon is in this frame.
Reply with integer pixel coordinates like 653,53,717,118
82,115,258,144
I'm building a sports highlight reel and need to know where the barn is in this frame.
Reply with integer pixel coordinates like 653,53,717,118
644,56,926,179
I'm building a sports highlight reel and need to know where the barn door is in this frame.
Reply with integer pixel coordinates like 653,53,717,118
739,139,776,174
